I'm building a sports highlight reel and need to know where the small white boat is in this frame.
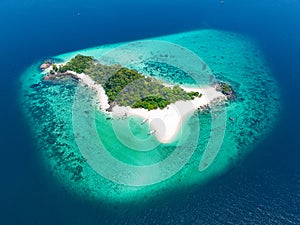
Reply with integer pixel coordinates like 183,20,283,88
140,118,148,125
147,129,156,135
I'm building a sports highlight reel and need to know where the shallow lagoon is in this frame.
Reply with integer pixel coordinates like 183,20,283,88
20,29,280,203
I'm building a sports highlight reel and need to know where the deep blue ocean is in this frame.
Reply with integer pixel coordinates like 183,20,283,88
0,0,299,224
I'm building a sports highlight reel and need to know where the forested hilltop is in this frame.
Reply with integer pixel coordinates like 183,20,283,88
49,54,201,110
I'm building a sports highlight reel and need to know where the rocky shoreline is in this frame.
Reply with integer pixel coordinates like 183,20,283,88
215,82,236,100
42,72,80,83
40,60,53,70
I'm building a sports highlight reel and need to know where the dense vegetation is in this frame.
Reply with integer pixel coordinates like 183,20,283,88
51,54,94,74
133,96,171,110
52,54,203,110
86,64,202,110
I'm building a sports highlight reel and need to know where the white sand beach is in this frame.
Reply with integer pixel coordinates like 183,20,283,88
76,73,110,110
112,85,225,143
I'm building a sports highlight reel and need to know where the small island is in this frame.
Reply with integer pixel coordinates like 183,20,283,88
42,54,232,143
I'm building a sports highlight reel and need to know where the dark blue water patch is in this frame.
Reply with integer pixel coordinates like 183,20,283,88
257,39,300,170
129,167,300,225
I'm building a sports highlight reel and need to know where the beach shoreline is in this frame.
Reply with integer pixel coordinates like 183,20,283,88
112,85,225,143
44,65,226,143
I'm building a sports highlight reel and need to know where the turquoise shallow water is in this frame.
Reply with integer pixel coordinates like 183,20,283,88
19,29,280,203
